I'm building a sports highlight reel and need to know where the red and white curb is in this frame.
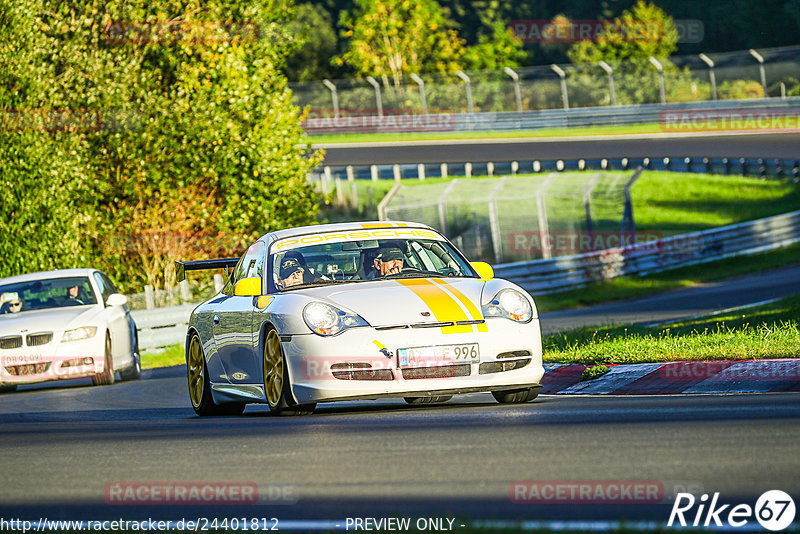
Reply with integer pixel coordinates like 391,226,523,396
541,359,800,394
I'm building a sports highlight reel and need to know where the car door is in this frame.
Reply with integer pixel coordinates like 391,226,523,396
93,272,132,367
213,241,265,384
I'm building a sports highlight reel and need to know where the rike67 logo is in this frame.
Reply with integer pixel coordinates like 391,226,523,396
668,490,796,531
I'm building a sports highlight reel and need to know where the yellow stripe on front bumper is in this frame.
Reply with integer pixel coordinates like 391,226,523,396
430,279,489,332
396,279,473,334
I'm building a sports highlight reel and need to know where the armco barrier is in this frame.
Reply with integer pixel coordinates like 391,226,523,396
304,97,800,135
493,210,800,294
316,156,800,183
131,210,800,350
130,304,194,351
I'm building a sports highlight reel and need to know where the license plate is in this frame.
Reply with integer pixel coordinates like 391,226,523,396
397,344,479,368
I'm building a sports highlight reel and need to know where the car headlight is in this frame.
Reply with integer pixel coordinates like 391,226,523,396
482,289,533,323
303,302,369,336
61,326,98,343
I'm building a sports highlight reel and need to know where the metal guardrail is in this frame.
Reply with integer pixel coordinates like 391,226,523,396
494,210,800,294
304,97,800,135
132,210,800,349
130,304,195,351
315,155,800,185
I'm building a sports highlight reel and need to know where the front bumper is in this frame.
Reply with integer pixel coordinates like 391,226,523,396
0,337,105,385
282,318,544,404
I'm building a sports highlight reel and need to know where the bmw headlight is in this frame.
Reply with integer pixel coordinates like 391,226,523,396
482,289,533,323
61,326,98,343
303,302,368,336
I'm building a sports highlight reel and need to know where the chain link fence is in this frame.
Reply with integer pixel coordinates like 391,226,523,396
292,46,800,124
382,171,640,264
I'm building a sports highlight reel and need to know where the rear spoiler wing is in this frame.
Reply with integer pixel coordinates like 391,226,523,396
175,257,240,282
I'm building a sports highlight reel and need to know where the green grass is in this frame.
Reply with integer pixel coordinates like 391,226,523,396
534,243,800,313
309,123,666,144
141,344,185,369
544,294,800,365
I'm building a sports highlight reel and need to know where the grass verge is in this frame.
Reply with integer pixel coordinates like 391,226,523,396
141,344,184,370
308,121,800,145
544,294,800,365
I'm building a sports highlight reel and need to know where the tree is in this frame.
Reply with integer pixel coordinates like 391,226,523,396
337,0,466,87
284,3,340,81
1,0,323,291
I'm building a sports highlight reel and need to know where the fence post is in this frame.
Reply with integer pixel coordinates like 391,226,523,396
621,167,644,236
377,182,402,221
393,164,401,182
213,274,224,293
322,166,332,195
503,67,523,112
649,57,666,104
551,64,569,110
179,280,191,303
536,173,557,259
749,49,767,97
441,163,448,179
583,173,603,251
144,285,155,310
410,74,428,115
437,179,460,235
370,164,379,182
322,79,339,119
599,61,617,106
365,76,383,117
699,53,717,101
456,70,474,114
465,162,472,178
418,163,426,181
488,176,510,264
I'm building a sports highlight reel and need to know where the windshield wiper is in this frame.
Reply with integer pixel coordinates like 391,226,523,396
280,279,351,291
383,271,449,279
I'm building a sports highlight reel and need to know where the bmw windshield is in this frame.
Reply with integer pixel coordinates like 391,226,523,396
0,277,98,315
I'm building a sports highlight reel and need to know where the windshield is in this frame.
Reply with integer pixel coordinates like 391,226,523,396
269,236,476,292
0,276,98,315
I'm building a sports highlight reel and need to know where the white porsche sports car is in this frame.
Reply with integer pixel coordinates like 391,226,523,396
0,269,141,392
178,221,543,416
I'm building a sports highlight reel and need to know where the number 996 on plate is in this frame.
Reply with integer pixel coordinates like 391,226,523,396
397,343,479,368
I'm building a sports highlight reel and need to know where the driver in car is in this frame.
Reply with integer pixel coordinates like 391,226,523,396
278,259,305,289
372,247,404,278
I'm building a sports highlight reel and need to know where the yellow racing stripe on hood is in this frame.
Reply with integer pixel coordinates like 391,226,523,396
430,279,488,332
396,279,473,334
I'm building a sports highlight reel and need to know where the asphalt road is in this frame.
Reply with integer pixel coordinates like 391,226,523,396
540,264,800,334
1,368,799,526
318,132,800,165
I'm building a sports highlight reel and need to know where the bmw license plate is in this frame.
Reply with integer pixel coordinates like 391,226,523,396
397,343,479,368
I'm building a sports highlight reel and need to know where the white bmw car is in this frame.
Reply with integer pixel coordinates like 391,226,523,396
179,221,544,416
0,269,141,392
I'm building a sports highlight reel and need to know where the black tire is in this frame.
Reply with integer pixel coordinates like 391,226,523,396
263,328,315,416
0,384,17,393
187,334,245,416
92,333,115,386
403,395,453,404
119,340,142,381
491,387,539,404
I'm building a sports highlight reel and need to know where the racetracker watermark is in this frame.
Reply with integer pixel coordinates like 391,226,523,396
661,110,800,132
510,480,704,504
0,108,141,133
103,482,297,505
510,19,704,44
104,20,261,45
303,112,456,134
509,231,663,256
659,361,800,382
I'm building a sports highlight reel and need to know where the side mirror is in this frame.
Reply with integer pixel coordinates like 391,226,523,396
470,262,494,282
106,293,128,307
234,277,262,297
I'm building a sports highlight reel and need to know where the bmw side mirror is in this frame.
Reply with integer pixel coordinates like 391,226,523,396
106,293,128,307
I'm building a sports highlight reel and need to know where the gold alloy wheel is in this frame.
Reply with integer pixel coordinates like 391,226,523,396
264,329,284,407
187,336,205,408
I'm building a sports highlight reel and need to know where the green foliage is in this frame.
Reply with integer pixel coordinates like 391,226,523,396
718,79,765,100
581,365,610,381
337,0,467,87
285,3,339,81
461,12,525,71
0,0,322,292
